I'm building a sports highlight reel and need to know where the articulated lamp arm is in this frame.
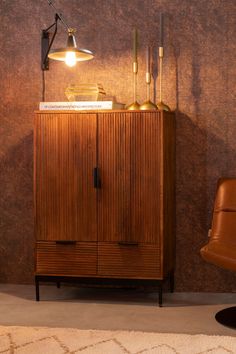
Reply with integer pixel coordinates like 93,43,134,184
41,14,59,71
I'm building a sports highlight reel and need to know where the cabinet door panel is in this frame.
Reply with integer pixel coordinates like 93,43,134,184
130,112,161,243
97,112,131,242
35,113,97,241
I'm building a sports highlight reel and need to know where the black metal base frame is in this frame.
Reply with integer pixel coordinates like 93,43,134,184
35,271,174,307
215,306,236,329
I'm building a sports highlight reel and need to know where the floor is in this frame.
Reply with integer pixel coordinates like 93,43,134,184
0,283,236,337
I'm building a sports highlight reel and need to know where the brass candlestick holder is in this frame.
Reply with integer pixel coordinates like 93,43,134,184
140,72,157,110
157,47,170,111
126,61,140,110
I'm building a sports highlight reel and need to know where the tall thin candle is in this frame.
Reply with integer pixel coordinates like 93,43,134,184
133,28,138,62
160,13,163,47
146,46,150,73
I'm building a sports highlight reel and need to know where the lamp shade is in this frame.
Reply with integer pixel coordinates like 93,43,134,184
48,30,94,63
48,47,94,61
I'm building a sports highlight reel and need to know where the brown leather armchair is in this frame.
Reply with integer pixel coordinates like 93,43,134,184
200,178,236,329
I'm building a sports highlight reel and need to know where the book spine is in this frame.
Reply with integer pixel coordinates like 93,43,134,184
39,102,113,110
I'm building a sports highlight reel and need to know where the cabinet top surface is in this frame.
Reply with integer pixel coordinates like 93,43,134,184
35,110,174,116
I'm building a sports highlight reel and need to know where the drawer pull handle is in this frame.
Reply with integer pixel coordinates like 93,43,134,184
118,241,139,246
55,241,76,245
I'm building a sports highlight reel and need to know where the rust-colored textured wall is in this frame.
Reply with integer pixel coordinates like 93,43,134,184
0,0,236,290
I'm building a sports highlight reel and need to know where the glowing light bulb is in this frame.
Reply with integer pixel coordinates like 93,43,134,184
65,51,76,67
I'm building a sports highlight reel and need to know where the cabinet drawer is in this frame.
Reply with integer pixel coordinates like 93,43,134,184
98,242,161,278
36,241,97,276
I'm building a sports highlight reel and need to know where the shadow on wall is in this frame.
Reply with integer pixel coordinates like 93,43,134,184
170,19,236,291
0,132,34,284
175,110,236,292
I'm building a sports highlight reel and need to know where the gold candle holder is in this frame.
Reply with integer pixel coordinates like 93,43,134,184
157,46,170,111
126,61,140,110
140,72,157,110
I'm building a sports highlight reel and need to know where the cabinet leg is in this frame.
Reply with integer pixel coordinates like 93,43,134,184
56,282,61,288
158,282,163,307
170,270,174,293
35,277,40,301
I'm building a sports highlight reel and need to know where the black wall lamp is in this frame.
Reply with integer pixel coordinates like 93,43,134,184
41,1,94,70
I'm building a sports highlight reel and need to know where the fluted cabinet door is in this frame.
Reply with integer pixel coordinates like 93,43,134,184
97,112,131,242
34,112,97,241
130,112,161,243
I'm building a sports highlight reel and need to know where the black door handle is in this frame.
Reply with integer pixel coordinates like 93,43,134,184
93,167,101,188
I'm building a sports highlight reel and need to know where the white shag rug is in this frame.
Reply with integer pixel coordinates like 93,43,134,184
0,326,236,353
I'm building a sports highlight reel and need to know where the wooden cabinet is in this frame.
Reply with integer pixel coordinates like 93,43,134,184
34,110,175,305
